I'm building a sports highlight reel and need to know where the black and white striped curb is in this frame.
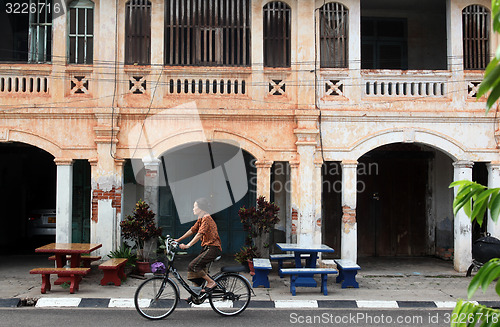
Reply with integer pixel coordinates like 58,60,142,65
2,298,499,309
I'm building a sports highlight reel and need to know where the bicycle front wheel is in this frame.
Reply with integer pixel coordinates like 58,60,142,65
209,273,251,316
134,276,179,320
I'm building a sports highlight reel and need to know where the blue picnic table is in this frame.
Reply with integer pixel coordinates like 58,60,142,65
275,243,335,288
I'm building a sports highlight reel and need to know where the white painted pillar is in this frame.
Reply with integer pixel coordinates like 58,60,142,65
487,162,500,238
289,161,300,243
313,159,323,246
143,157,161,221
55,159,73,243
256,160,273,201
341,160,358,263
446,0,466,104
453,161,474,272
297,146,316,246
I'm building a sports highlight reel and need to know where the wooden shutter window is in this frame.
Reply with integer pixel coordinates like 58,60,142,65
319,2,348,68
165,0,250,67
463,5,490,70
125,0,151,65
263,1,291,68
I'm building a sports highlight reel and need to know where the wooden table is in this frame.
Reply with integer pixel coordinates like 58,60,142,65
35,243,102,284
276,243,335,287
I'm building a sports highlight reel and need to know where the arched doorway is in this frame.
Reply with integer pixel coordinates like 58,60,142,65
0,142,56,252
157,142,256,254
356,143,454,257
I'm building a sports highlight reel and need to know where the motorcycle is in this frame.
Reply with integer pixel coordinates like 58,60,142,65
466,233,500,277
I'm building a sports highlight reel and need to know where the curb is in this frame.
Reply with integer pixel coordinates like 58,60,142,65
3,298,500,309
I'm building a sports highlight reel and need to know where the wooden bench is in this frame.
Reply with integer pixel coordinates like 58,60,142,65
334,259,361,288
49,255,101,268
279,268,338,296
270,253,311,278
29,267,90,294
98,258,128,286
252,258,272,288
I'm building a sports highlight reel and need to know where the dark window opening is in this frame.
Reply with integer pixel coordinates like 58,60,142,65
361,17,407,69
463,5,490,70
263,1,290,68
125,0,151,65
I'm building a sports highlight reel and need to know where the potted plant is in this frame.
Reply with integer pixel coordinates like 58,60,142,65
120,200,162,275
238,196,280,258
235,246,260,275
107,245,137,277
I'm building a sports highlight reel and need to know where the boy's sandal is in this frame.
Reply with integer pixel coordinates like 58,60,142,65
201,285,216,293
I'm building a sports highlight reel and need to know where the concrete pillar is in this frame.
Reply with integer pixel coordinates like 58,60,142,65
143,157,161,220
289,161,300,243
55,159,73,244
297,145,316,246
256,160,273,201
341,160,358,263
313,159,323,246
346,0,362,102
446,0,466,105
453,160,474,272
487,162,500,238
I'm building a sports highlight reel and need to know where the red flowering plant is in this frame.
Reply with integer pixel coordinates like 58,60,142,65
120,200,162,262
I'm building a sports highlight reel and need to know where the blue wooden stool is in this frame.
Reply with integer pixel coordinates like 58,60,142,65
252,258,272,288
334,259,361,288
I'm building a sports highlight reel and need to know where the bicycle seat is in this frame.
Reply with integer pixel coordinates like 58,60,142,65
221,265,249,273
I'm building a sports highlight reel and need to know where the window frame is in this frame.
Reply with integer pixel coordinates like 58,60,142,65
125,0,152,65
462,5,490,70
164,0,251,67
319,2,348,69
67,0,94,65
28,0,53,63
263,1,291,68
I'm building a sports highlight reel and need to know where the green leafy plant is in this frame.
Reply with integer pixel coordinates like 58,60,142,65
120,200,162,262
108,245,137,268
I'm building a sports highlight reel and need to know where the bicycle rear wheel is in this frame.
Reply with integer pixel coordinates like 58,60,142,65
134,276,179,320
209,273,251,316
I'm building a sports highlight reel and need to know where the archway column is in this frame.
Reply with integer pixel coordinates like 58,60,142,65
453,160,474,272
55,158,74,244
143,156,161,221
488,162,500,238
341,160,358,263
256,160,273,201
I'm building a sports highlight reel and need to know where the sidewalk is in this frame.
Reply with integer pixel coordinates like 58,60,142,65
1,254,499,309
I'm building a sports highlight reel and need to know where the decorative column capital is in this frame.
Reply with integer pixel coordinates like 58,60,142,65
289,160,300,169
255,160,273,169
142,156,161,168
487,161,500,169
453,160,474,169
341,160,358,169
54,158,74,166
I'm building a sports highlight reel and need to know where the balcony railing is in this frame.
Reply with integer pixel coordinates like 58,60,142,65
0,74,49,94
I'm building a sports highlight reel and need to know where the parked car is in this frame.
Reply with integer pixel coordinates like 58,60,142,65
27,209,56,238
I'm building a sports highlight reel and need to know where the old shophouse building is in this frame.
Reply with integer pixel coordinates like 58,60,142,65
1,0,499,271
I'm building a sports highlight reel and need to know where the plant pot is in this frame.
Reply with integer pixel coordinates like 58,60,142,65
247,259,255,276
136,261,151,276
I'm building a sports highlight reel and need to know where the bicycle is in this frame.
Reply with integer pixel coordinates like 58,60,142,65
134,236,253,320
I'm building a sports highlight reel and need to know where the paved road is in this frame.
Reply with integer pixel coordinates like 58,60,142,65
0,308,462,327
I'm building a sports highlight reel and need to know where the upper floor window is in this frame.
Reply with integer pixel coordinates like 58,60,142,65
164,0,251,67
125,0,151,65
319,2,348,68
463,5,490,70
263,1,290,68
68,0,94,64
29,0,53,63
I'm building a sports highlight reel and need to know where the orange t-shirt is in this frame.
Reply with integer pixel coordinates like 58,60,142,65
190,215,222,250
